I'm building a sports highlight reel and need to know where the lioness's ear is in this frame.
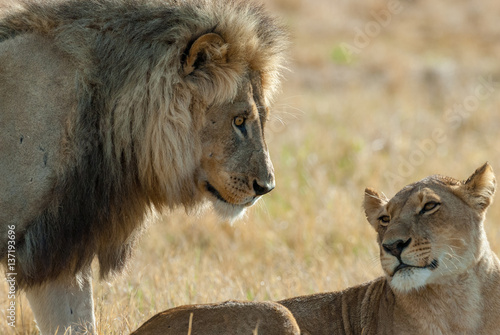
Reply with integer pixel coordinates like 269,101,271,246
183,33,228,76
364,187,388,227
460,162,496,212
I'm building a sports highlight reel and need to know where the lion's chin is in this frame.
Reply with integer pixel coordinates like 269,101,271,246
203,182,258,222
389,267,432,293
212,200,248,223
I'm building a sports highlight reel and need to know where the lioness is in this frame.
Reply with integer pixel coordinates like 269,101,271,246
0,0,287,333
280,163,500,334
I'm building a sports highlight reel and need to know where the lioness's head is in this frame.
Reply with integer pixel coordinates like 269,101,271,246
364,163,496,293
182,31,283,220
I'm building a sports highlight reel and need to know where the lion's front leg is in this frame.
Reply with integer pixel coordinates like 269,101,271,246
25,269,96,335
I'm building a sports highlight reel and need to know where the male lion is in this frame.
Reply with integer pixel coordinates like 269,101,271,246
280,163,500,334
0,0,287,333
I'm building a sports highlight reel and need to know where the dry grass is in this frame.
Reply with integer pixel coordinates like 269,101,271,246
3,0,500,333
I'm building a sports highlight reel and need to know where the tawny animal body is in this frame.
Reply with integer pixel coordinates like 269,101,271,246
280,163,500,335
131,301,300,335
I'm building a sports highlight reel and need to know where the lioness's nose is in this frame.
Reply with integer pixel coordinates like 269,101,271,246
382,238,411,258
253,179,275,196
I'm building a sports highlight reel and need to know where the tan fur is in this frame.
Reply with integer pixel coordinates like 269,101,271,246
0,0,287,333
280,163,500,335
131,301,300,335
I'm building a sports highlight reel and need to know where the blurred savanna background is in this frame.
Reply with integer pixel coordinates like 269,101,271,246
3,0,500,333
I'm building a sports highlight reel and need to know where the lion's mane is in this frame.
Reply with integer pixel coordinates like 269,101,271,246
0,0,287,287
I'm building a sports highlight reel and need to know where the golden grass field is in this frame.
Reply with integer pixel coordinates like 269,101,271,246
3,0,500,333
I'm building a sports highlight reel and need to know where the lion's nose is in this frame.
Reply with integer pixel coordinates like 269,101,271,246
253,179,275,196
382,238,411,258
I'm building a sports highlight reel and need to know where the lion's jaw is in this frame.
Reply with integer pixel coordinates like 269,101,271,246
364,163,496,294
196,72,275,221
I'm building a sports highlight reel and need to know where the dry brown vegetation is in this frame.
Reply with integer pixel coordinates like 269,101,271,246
3,0,500,333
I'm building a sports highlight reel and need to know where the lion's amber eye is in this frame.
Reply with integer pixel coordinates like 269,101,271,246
420,201,440,214
378,215,390,226
234,116,245,127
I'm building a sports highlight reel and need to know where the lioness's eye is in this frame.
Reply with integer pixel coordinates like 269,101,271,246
234,116,245,127
378,215,390,226
420,201,440,214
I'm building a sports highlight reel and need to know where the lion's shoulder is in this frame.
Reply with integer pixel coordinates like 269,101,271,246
0,32,76,228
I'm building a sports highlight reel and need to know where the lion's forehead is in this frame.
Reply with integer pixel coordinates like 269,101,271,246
233,73,268,114
388,177,460,213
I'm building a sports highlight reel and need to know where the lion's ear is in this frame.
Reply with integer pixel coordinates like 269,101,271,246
460,163,496,212
363,187,388,228
183,33,228,76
